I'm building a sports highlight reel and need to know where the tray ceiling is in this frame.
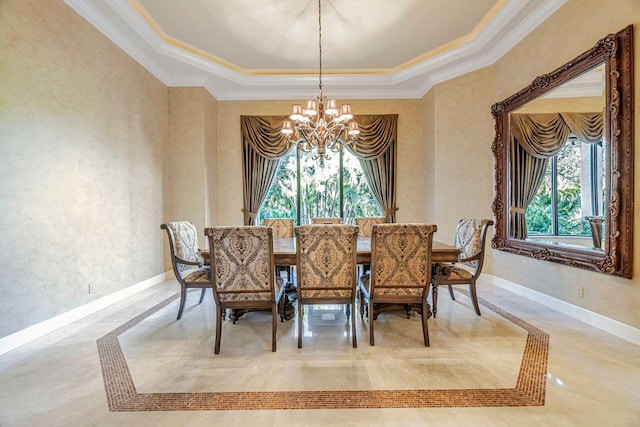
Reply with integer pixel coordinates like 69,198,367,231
63,0,566,100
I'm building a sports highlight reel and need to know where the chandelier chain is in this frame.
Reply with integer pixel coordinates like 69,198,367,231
280,0,359,165
318,0,323,94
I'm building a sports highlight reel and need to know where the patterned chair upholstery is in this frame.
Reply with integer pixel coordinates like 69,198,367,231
358,224,437,346
432,219,493,317
354,217,386,238
262,218,294,238
262,218,295,287
205,226,285,354
161,221,210,320
294,224,359,348
311,217,343,224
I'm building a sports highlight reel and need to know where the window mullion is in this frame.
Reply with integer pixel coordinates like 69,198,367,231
296,147,301,225
552,157,558,235
339,150,344,219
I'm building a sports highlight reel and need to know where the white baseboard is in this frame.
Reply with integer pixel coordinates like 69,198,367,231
0,271,171,355
483,274,640,345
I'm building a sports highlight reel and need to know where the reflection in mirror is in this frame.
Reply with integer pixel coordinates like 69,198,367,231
509,63,606,252
491,25,634,278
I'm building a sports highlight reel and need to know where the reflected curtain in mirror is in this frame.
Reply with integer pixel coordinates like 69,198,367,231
510,112,603,238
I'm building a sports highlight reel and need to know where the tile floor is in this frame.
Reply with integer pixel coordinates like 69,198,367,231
0,279,638,426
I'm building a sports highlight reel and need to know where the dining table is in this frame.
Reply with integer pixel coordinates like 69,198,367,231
271,236,460,266
202,237,460,266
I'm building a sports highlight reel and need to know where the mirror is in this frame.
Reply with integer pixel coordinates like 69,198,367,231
491,25,634,278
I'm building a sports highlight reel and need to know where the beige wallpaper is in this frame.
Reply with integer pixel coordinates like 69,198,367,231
167,87,217,258
0,0,168,337
431,66,496,261
429,0,640,327
214,99,427,226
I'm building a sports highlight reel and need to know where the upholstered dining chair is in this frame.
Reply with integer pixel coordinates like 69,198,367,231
262,218,295,285
311,217,343,224
205,226,285,354
161,221,211,320
354,217,386,238
354,217,386,277
358,223,437,347
431,218,494,317
262,218,294,239
294,224,359,348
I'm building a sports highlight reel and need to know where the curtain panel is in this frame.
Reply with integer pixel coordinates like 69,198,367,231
240,116,291,225
509,112,603,238
346,114,399,223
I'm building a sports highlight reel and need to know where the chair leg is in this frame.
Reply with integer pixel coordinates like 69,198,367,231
469,281,482,316
448,284,455,300
432,283,439,318
369,299,375,346
214,305,223,354
351,301,357,348
359,289,365,318
199,288,206,304
421,302,430,347
297,299,303,349
177,286,187,320
272,303,277,352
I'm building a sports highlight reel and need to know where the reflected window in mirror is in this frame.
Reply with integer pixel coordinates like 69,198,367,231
525,137,605,249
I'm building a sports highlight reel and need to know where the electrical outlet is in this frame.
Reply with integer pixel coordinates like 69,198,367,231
89,283,97,294
576,285,584,299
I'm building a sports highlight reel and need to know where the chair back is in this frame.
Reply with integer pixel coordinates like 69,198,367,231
295,224,358,299
161,221,203,272
355,217,386,237
370,224,437,299
206,226,275,304
262,218,294,238
453,219,494,268
311,217,343,224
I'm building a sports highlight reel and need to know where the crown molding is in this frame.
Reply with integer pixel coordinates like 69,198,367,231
64,0,567,101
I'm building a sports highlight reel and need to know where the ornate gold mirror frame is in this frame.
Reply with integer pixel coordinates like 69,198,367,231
491,25,634,278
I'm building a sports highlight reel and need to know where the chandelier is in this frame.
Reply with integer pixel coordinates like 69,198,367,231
281,0,359,165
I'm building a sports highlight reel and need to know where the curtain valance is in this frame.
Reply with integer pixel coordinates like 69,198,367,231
510,112,603,159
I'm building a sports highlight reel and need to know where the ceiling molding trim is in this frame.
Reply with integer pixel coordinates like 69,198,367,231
483,0,568,69
63,0,171,85
65,0,568,101
393,0,531,85
419,0,567,95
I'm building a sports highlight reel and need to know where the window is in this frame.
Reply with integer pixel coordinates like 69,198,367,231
258,148,382,225
526,137,604,236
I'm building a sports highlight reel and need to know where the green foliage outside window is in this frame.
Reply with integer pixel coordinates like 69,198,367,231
258,148,382,225
526,140,592,236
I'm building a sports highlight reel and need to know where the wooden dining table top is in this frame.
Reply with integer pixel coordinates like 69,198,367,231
201,238,459,265
270,237,459,265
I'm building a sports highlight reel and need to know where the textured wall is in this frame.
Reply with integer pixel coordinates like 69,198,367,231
0,0,168,337
431,66,496,260
166,87,217,257
429,0,640,327
215,99,427,226
421,90,436,223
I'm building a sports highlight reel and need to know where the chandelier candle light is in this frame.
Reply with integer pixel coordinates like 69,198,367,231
281,0,360,165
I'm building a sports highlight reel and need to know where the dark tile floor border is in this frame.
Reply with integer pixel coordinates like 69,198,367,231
97,292,548,411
